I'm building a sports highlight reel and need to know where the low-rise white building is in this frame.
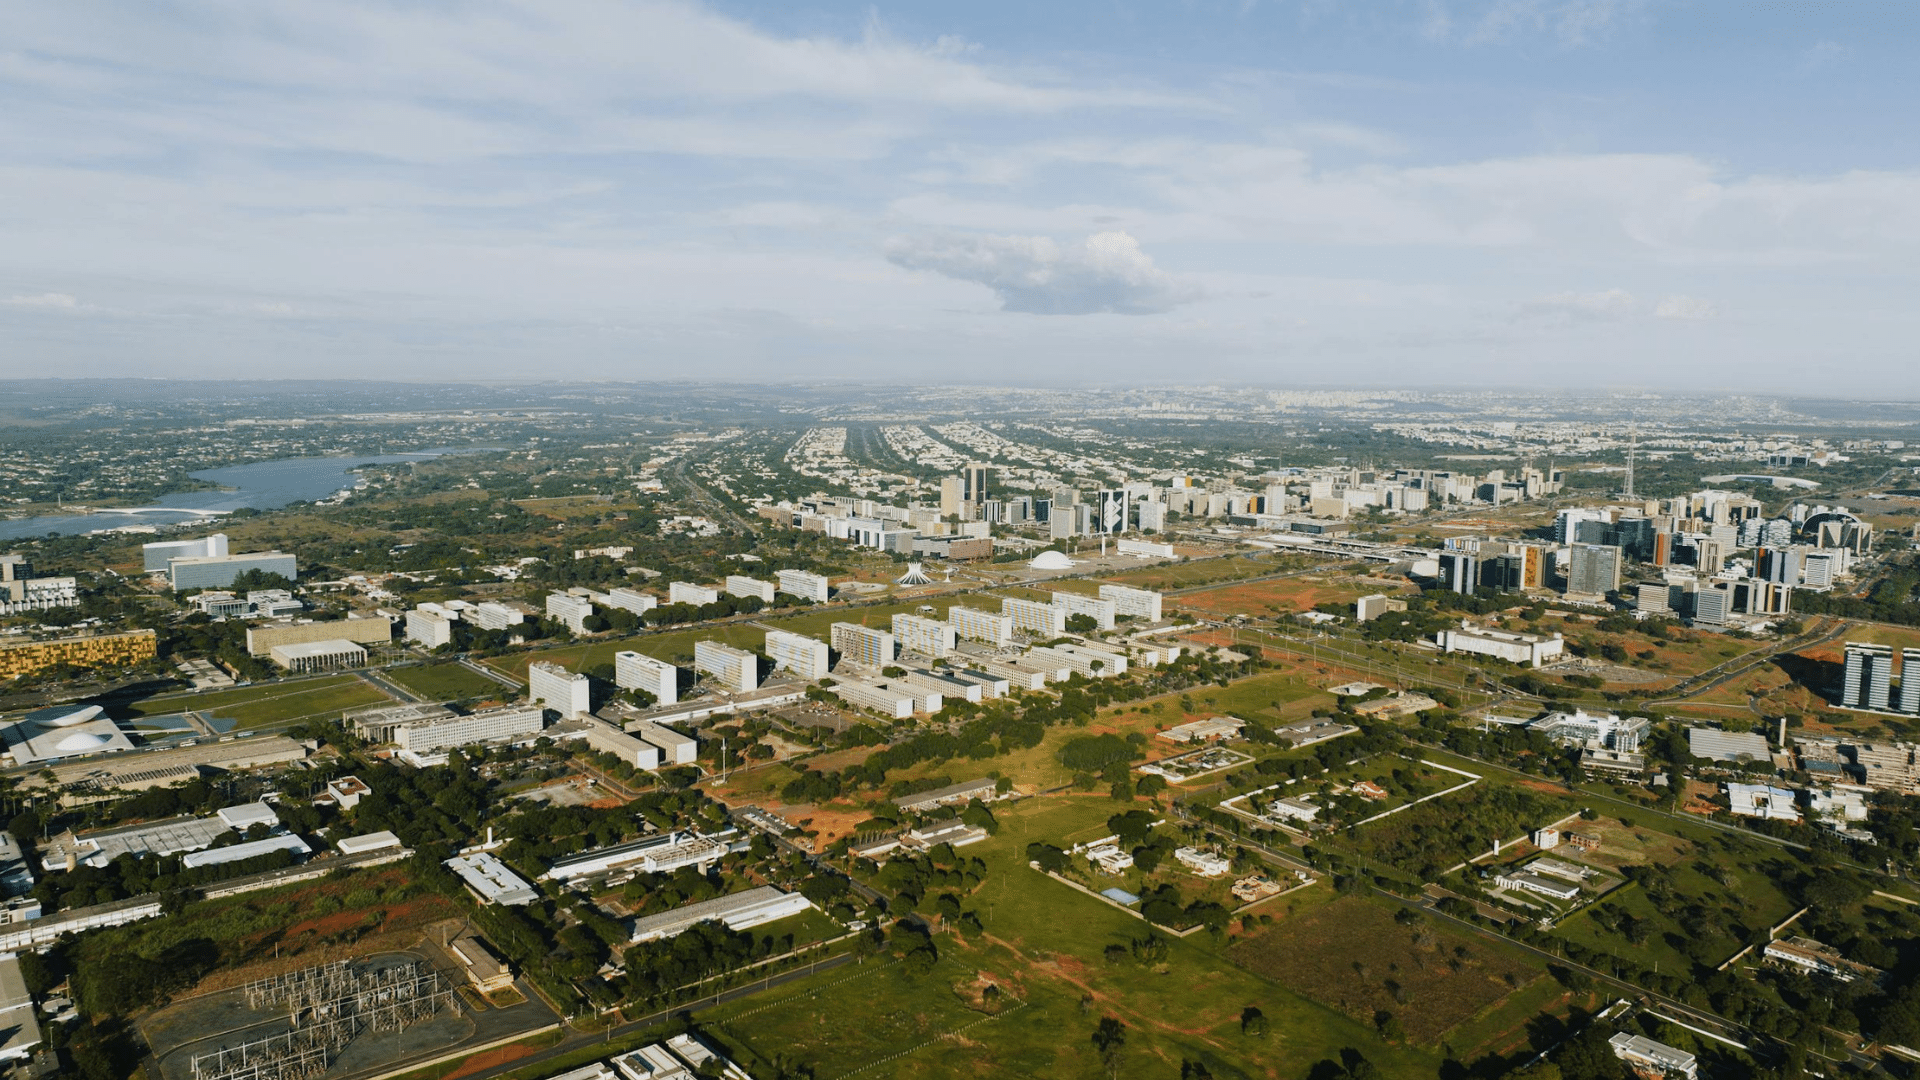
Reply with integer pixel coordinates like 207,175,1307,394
628,885,811,943
268,639,366,673
1160,716,1245,743
1608,1032,1697,1080
1727,782,1800,821
1494,871,1580,902
444,852,538,906
1174,847,1231,877
1434,625,1565,667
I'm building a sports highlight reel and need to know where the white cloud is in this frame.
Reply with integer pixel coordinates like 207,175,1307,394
1654,294,1716,320
885,230,1201,314
0,2,1200,168
1441,0,1640,46
4,292,78,309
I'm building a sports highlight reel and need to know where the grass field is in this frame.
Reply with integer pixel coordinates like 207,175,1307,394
98,866,457,995
1100,553,1314,592
1543,614,1764,684
701,795,1443,1078
1550,820,1805,974
1226,895,1541,1046
121,675,392,729
1173,575,1411,620
386,663,509,702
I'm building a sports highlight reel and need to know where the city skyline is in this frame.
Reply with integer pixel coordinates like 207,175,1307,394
1,2,1916,392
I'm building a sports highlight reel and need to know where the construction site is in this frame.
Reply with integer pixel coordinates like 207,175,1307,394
139,949,545,1080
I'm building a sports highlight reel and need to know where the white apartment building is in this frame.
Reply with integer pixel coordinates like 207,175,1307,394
832,681,916,719
765,629,829,680
615,651,679,705
669,582,720,606
891,613,956,659
724,575,775,603
529,661,592,718
1003,597,1068,637
693,640,758,693
948,605,1014,647
1051,591,1117,631
1097,583,1163,622
469,602,525,631
604,588,657,616
546,592,594,634
830,622,895,667
776,569,830,604
406,607,454,649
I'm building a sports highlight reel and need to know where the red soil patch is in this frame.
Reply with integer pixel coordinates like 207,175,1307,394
444,1041,541,1080
1514,779,1570,796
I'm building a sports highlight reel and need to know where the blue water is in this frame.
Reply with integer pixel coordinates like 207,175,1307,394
0,447,494,540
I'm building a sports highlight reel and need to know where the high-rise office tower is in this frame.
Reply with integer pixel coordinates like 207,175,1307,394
964,463,990,506
939,477,964,518
1567,544,1623,597
1902,648,1920,715
1844,643,1894,710
1437,550,1478,595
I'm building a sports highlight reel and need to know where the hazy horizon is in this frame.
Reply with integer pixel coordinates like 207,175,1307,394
3,2,1917,392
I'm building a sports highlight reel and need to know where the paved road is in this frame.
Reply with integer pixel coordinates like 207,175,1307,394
357,667,421,704
461,656,525,689
1643,616,1847,709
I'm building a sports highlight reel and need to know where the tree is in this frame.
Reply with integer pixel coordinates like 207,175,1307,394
1091,1016,1126,1076
1241,1006,1267,1037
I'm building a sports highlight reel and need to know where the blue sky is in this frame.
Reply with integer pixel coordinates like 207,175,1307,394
1,0,1916,393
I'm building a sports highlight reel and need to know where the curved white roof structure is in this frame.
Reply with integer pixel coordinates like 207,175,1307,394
4,704,137,766
1030,550,1075,570
56,732,113,752
40,705,103,728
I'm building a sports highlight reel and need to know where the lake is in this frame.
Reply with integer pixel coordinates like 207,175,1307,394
0,448,495,540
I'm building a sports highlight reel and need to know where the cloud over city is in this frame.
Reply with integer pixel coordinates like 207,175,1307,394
885,231,1201,315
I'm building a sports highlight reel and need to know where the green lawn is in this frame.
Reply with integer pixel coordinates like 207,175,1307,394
1549,824,1805,975
704,794,1447,1079
1184,669,1337,722
121,675,392,730
385,662,508,702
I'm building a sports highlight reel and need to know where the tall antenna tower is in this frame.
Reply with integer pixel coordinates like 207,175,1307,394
1624,429,1637,501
